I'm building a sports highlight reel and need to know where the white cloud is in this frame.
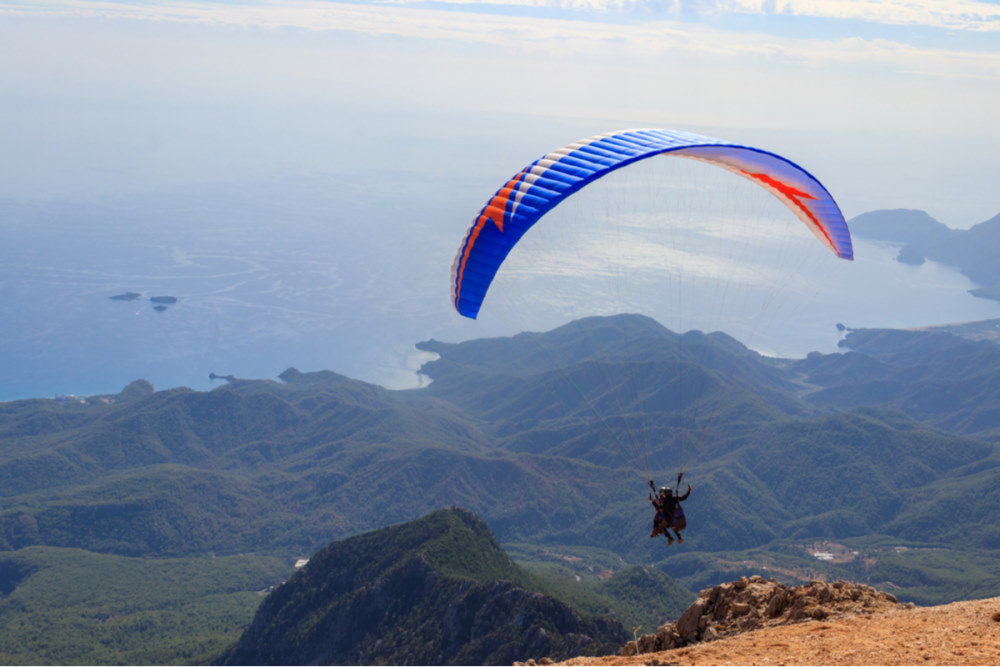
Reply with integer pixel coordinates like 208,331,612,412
724,0,1000,31
340,0,1000,32
6,0,995,81
5,0,1000,34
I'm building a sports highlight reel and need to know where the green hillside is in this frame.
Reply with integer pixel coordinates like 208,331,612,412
0,547,291,665
220,509,628,665
2,314,1000,662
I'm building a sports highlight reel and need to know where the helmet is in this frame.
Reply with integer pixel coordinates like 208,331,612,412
660,487,671,495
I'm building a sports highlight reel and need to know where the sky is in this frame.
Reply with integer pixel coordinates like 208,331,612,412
2,0,1000,396
2,0,999,225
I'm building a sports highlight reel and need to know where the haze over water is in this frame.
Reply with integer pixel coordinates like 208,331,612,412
2,162,998,402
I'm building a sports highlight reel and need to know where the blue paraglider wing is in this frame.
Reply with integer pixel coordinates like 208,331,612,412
452,128,853,319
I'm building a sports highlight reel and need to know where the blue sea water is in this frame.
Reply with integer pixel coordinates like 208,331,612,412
2,176,999,403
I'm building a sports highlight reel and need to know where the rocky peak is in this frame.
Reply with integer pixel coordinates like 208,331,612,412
624,576,904,656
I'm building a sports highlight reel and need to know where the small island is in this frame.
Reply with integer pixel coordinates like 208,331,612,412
109,292,142,301
150,296,178,304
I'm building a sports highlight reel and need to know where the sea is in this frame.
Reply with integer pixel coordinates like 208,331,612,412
3,172,999,403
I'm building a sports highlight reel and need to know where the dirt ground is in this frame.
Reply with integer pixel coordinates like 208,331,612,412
559,596,1000,666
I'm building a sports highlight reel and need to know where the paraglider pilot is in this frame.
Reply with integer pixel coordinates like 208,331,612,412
649,478,691,545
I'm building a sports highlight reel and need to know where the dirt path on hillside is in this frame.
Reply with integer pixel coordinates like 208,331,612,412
558,597,1000,666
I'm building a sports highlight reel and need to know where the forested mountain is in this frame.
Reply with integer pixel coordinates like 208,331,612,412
221,508,628,666
2,314,1000,662
796,327,1000,440
2,316,998,559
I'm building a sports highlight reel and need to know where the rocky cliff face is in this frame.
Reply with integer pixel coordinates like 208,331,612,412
220,509,627,665
623,576,903,656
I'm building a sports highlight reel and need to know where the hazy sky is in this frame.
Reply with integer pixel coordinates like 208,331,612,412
2,0,1000,396
2,0,999,226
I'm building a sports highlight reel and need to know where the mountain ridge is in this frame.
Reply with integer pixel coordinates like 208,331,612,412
3,315,999,560
849,208,1000,299
220,508,629,666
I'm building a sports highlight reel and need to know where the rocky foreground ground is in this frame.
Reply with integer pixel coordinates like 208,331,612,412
518,576,1000,666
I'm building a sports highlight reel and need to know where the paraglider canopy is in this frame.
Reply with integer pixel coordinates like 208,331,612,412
452,128,853,320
